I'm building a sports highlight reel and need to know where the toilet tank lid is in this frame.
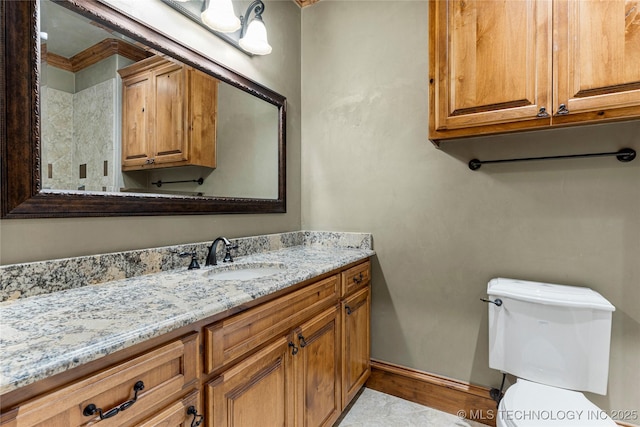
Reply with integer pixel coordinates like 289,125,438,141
487,278,615,311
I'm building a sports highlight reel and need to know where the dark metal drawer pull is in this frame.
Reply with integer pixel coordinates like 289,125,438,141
289,341,298,355
345,305,352,315
352,273,364,284
187,405,204,427
298,334,308,348
83,380,145,420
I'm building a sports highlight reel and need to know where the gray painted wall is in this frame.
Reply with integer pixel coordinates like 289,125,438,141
0,0,301,264
301,0,639,416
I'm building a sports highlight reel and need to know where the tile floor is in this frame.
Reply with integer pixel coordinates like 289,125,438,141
335,388,489,427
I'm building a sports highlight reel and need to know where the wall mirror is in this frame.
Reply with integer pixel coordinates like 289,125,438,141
1,0,286,218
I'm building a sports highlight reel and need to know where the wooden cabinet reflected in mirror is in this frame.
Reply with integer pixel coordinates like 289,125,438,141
1,0,286,218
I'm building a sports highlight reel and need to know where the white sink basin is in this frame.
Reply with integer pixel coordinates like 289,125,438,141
201,263,286,281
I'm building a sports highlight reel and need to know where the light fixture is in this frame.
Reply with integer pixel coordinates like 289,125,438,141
200,0,272,55
238,4,272,55
201,0,241,33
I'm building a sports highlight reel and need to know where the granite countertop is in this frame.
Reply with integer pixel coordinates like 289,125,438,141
0,245,374,395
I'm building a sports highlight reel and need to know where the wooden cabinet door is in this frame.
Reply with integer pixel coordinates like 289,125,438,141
187,69,217,169
152,63,189,166
293,306,341,427
341,286,370,408
429,0,552,140
122,72,152,170
206,336,294,427
554,0,640,123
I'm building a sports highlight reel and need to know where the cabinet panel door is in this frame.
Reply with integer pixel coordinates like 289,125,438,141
341,286,370,408
187,69,217,169
294,306,341,427
153,63,188,165
430,0,552,138
122,73,152,169
206,337,294,427
554,0,640,122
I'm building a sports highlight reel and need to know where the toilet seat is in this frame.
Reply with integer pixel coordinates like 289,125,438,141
497,379,616,427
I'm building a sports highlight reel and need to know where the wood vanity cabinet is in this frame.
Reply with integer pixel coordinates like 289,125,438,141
205,307,342,427
118,56,218,171
205,260,371,427
0,259,371,427
428,0,640,143
204,275,343,427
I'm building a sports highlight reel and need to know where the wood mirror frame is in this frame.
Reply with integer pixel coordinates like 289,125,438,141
1,0,286,218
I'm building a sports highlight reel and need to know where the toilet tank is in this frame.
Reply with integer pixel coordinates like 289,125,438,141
487,278,615,395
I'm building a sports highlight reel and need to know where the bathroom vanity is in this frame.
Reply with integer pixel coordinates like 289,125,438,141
0,232,374,427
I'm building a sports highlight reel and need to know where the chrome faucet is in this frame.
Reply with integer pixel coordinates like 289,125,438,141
206,237,238,266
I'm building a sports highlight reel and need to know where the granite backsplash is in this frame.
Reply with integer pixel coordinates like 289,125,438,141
0,231,372,302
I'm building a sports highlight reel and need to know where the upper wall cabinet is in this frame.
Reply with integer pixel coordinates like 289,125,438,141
428,0,640,144
119,56,218,171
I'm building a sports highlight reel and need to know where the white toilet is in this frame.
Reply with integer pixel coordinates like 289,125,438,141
486,278,617,427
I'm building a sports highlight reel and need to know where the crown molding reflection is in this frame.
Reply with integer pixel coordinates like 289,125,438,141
43,39,151,72
294,0,320,7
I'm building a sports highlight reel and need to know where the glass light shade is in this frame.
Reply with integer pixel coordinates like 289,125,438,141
239,18,272,55
201,0,241,33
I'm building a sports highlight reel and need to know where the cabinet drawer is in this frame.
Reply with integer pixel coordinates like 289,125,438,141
8,333,199,427
137,390,201,427
341,261,370,296
205,275,340,374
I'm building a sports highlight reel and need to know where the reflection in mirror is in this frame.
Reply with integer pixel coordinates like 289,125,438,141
39,0,279,199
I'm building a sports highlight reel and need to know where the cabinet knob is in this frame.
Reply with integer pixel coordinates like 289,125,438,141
556,104,569,115
536,107,550,118
345,305,352,315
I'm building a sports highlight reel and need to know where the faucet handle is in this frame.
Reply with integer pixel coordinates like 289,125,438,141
179,251,201,270
223,242,238,263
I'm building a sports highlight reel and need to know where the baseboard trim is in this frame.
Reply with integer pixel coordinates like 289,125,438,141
365,359,637,427
366,359,497,426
